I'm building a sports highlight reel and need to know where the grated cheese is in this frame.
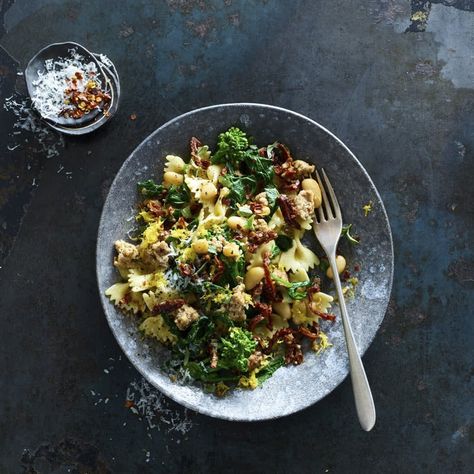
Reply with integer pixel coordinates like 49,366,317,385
31,48,102,120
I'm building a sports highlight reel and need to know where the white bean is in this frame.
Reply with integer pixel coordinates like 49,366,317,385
302,178,322,208
326,255,346,278
244,266,265,290
272,301,291,320
163,171,183,186
200,182,218,200
227,216,247,230
223,242,240,259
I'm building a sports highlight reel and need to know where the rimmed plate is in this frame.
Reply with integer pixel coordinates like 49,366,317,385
96,103,393,421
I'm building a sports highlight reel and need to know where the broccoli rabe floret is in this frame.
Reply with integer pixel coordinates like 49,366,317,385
218,327,257,372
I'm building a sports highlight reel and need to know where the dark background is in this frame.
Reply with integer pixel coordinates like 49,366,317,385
1,1,473,472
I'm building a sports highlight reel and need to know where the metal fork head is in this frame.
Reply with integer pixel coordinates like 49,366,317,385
312,169,343,256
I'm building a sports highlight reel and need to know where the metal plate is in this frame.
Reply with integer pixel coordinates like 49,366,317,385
96,103,394,421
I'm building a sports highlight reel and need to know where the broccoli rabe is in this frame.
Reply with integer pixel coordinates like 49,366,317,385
218,327,257,372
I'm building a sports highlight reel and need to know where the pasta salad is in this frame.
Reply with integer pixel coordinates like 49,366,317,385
106,128,354,395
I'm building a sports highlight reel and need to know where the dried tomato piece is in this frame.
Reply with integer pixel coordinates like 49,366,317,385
178,263,194,277
146,200,167,217
190,136,210,169
152,299,186,315
248,315,265,331
277,195,300,229
254,301,273,329
308,304,336,322
247,229,278,253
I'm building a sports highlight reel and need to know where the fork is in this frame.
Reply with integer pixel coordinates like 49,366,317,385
312,169,376,431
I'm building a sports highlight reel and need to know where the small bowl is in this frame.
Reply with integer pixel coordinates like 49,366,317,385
25,41,120,135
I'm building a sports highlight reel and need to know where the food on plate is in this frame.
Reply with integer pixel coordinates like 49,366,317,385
106,127,355,394
31,48,111,120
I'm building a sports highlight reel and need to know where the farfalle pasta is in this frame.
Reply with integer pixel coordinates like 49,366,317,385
106,128,357,394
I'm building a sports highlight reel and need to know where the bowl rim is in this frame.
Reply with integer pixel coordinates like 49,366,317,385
96,102,394,421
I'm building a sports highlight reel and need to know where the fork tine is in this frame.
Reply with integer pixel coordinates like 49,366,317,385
315,169,333,219
321,168,341,219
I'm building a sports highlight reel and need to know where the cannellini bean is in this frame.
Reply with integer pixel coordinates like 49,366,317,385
244,266,265,290
163,171,184,186
272,301,291,320
223,242,240,259
302,178,322,208
192,239,209,254
200,182,218,200
326,255,346,279
227,216,247,230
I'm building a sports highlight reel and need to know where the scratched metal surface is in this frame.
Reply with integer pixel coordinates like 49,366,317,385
0,0,473,473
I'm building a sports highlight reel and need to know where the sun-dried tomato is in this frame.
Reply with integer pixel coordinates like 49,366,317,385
178,263,194,277
146,200,167,217
271,143,292,165
298,326,319,340
152,299,186,314
176,216,187,228
277,195,300,229
308,304,336,322
284,334,304,365
247,229,278,253
190,136,210,169
248,315,265,331
307,279,321,300
254,301,273,329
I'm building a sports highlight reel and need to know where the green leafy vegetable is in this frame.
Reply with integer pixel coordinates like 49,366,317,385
275,235,293,252
270,243,281,259
256,356,285,383
341,224,360,245
137,179,164,197
244,147,274,185
219,173,257,204
272,275,311,300
218,327,257,372
164,183,190,208
264,185,280,210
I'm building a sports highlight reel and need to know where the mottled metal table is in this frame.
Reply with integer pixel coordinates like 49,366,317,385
1,1,473,472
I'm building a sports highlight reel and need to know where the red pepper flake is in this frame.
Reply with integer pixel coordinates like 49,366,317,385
124,399,135,409
354,264,361,272
130,113,137,120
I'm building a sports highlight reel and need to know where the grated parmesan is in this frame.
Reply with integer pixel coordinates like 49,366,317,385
31,48,102,120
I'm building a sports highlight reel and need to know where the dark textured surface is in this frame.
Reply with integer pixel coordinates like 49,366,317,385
0,0,473,472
